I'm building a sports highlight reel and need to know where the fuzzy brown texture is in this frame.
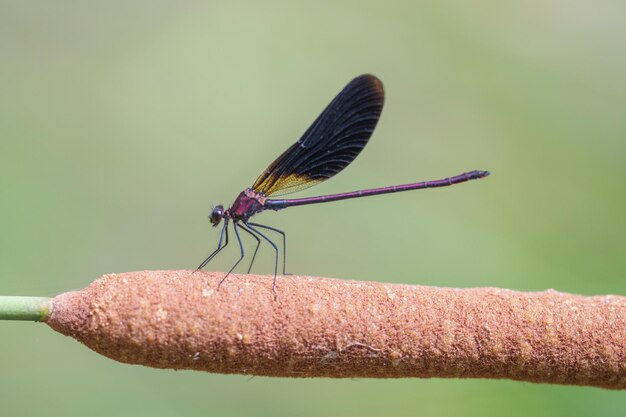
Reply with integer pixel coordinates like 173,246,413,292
46,270,625,389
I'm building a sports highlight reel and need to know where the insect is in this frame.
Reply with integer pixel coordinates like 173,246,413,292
197,74,490,293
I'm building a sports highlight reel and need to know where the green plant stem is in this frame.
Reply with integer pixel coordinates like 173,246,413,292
0,296,51,321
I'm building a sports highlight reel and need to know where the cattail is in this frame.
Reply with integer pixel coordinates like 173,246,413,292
26,270,622,389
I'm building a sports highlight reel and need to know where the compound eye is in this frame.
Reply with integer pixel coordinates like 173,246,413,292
209,205,225,226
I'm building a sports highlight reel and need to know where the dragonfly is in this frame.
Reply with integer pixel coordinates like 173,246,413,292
197,74,490,293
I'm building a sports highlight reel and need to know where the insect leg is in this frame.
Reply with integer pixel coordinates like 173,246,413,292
218,222,245,287
196,221,229,270
244,222,279,298
246,222,289,275
238,223,261,273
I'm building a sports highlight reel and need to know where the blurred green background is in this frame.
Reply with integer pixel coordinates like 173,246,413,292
1,1,625,416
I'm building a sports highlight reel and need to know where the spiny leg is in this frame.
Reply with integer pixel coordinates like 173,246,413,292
218,222,245,287
247,222,289,275
244,222,279,298
238,223,261,273
196,221,229,270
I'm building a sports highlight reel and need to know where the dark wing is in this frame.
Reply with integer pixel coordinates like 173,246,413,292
252,74,384,196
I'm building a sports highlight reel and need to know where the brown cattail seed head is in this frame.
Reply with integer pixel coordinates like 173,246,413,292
46,270,626,389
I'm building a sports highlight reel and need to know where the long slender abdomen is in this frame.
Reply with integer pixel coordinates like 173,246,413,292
265,170,490,210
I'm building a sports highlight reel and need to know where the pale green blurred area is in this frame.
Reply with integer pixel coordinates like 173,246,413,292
1,1,625,415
